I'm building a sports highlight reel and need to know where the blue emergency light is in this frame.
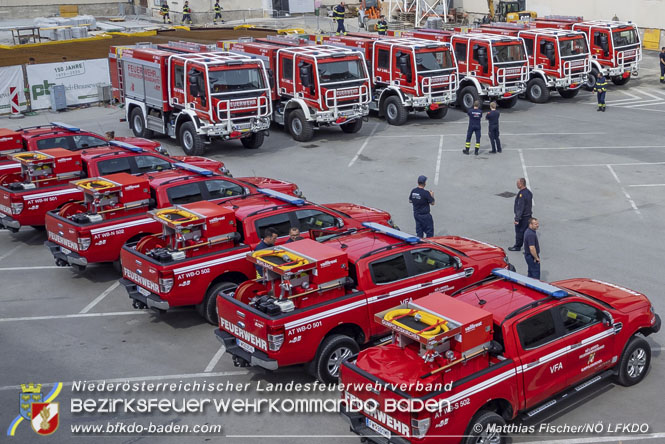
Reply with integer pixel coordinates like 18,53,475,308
50,122,80,132
109,140,145,153
173,162,214,176
492,268,569,298
362,222,420,244
257,188,305,206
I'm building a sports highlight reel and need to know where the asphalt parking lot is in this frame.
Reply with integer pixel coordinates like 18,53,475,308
1,53,664,444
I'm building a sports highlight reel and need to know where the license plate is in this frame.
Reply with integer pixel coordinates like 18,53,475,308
137,286,151,297
236,338,255,353
366,418,391,439
60,247,71,255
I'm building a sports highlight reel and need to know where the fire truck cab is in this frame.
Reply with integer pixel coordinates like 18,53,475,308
229,41,372,141
322,35,458,125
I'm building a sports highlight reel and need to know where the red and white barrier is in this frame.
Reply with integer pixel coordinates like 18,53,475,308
8,86,24,119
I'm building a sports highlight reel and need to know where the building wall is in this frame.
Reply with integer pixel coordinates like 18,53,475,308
0,2,128,19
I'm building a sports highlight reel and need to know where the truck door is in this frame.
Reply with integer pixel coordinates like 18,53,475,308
171,62,186,106
537,37,558,71
296,58,317,104
453,40,468,73
554,302,615,386
278,53,294,96
186,67,210,117
591,29,612,62
513,307,570,409
522,35,535,66
393,49,414,88
374,46,391,84
364,252,411,337
472,43,491,79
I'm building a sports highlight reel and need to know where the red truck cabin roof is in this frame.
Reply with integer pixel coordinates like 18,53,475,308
535,16,583,24
319,229,401,264
453,33,524,45
0,128,23,154
219,193,305,220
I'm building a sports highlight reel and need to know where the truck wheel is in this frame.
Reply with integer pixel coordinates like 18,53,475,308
130,108,154,139
457,86,480,112
526,78,550,103
426,106,448,119
240,131,264,149
612,75,630,86
179,122,205,156
287,109,314,142
497,96,518,109
584,68,599,91
382,96,408,126
315,334,359,384
463,410,506,444
615,336,651,387
557,88,579,99
340,119,363,133
197,281,238,325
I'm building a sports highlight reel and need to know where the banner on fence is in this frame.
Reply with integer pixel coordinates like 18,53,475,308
26,58,110,110
0,66,27,114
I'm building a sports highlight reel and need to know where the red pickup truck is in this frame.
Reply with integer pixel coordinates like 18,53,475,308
0,142,226,232
339,269,660,444
119,192,395,323
0,122,167,176
44,164,302,272
215,223,512,383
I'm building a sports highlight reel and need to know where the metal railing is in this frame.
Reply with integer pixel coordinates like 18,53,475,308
323,84,370,115
562,57,591,83
615,47,642,71
421,71,458,103
495,65,529,90
216,95,271,124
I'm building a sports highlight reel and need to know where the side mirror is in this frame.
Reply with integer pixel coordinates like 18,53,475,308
599,35,609,55
336,217,344,228
188,71,201,97
453,257,462,269
602,310,614,327
299,63,312,88
488,340,504,356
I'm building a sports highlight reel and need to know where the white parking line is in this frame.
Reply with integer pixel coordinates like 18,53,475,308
0,266,62,271
0,311,149,323
204,345,227,372
0,370,250,392
527,161,665,168
519,433,665,443
629,184,665,187
373,132,604,138
79,281,120,314
607,165,641,218
348,122,380,167
518,149,534,207
0,233,41,262
434,135,443,186
0,245,23,262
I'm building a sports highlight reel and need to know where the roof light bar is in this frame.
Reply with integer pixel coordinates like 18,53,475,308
109,140,145,153
362,222,420,243
492,269,569,298
257,188,305,206
50,122,80,132
173,162,214,177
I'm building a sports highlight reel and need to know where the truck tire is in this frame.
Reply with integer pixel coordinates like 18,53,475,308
497,96,518,109
615,336,651,387
240,131,264,149
130,108,154,139
612,75,630,86
287,109,315,142
557,88,580,99
197,281,238,324
426,106,448,119
526,78,550,103
315,334,359,384
382,96,408,126
340,119,363,133
584,68,599,91
457,86,480,112
463,410,507,444
179,121,205,156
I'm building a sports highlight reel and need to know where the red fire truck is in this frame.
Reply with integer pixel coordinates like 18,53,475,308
215,223,512,383
0,122,165,176
44,163,299,272
319,35,458,125
113,48,272,155
477,24,590,102
228,41,372,141
119,191,395,323
0,141,225,232
340,269,660,443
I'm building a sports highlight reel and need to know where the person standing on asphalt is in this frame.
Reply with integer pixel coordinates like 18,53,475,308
376,15,388,35
463,100,482,155
594,73,608,112
409,175,435,238
485,101,501,153
161,1,171,24
213,0,223,24
181,1,192,24
509,178,532,252
660,47,665,83
333,2,347,36
523,218,540,279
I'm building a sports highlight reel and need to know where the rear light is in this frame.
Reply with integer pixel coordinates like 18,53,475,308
10,202,23,215
159,277,174,293
77,237,91,251
267,325,285,351
411,417,431,439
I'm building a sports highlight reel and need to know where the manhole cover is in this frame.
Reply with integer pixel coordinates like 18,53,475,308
302,144,319,148
496,191,516,198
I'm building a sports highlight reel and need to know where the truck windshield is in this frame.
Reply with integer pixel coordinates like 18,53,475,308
208,68,265,94
492,43,526,63
415,50,453,73
612,28,639,47
559,37,589,57
317,59,365,84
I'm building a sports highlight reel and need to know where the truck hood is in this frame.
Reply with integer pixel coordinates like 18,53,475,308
323,202,392,224
554,278,651,313
235,177,301,197
430,236,505,259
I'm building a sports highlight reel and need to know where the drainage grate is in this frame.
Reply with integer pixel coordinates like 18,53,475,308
301,144,319,148
496,191,516,198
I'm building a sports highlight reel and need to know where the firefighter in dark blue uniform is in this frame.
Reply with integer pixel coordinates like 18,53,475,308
508,178,533,252
464,100,482,155
594,73,607,112
333,2,347,35
409,175,435,238
181,1,192,24
160,1,171,23
485,101,501,153
213,0,223,24
376,15,388,35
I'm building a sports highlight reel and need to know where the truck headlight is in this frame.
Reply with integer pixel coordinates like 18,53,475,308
10,202,23,215
78,237,91,251
411,417,431,439
159,277,174,293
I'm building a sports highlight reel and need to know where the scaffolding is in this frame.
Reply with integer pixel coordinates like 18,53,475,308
387,0,449,27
